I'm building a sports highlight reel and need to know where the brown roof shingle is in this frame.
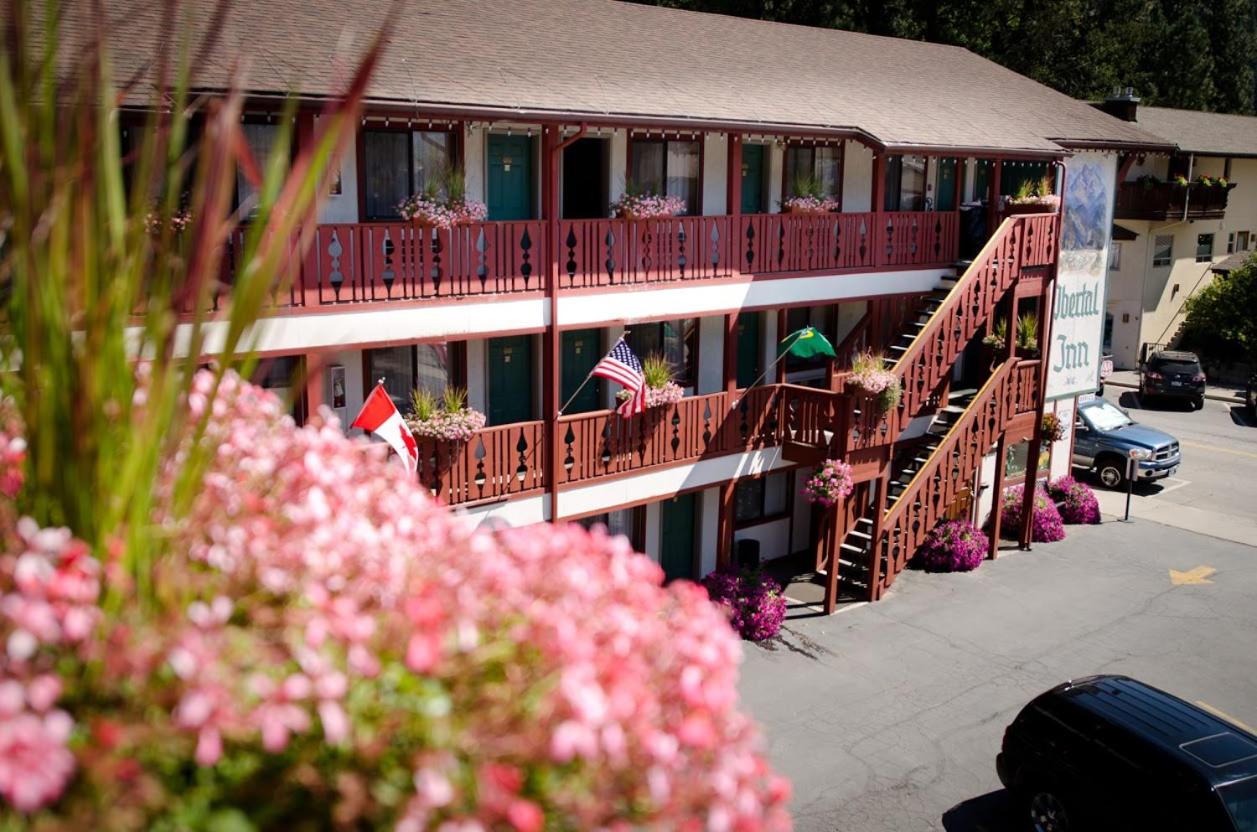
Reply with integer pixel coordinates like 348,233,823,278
1134,106,1257,158
62,0,1172,154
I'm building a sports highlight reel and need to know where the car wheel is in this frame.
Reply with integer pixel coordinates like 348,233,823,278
1027,789,1074,832
1096,458,1125,489
1192,396,1204,410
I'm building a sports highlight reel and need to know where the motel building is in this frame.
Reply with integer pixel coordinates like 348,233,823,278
105,0,1174,612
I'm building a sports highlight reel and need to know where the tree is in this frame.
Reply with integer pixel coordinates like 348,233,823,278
1182,255,1257,364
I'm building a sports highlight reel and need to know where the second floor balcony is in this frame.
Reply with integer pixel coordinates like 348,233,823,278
219,210,961,309
1114,180,1236,221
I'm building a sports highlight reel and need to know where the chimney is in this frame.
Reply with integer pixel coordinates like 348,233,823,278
1095,86,1140,122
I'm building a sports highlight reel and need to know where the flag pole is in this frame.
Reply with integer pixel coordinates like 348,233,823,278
557,331,630,416
731,329,804,406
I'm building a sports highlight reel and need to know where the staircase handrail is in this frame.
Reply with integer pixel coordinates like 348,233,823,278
869,355,1040,592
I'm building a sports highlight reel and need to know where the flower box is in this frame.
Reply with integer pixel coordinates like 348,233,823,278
615,380,685,409
611,192,686,220
405,407,486,443
782,196,840,215
1005,196,1060,214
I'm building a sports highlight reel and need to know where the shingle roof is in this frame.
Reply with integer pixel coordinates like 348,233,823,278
1134,106,1257,157
60,0,1171,154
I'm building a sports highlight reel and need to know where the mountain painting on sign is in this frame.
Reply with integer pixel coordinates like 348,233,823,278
1047,152,1115,401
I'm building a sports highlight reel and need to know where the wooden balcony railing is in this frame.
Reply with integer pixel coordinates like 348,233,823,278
415,420,546,506
870,358,1041,599
1114,181,1235,221
217,211,961,310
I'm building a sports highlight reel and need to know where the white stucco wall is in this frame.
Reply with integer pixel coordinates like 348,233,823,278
697,315,725,394
842,141,874,213
699,487,720,576
733,518,792,562
609,130,628,206
463,124,486,204
316,116,359,224
703,133,727,215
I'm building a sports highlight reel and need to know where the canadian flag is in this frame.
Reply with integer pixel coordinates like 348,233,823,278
351,383,419,474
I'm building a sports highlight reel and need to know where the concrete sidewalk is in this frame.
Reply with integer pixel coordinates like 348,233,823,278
1094,487,1257,549
1104,369,1246,405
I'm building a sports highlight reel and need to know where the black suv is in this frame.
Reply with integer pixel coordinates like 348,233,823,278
1141,350,1207,409
997,675,1257,831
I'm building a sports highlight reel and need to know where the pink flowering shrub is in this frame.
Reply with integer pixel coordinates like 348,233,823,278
702,568,787,642
1047,476,1101,525
782,195,839,214
918,520,988,572
802,459,854,507
999,483,1066,542
0,374,791,829
611,192,686,219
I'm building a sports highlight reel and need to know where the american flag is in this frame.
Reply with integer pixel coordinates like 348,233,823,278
592,338,647,417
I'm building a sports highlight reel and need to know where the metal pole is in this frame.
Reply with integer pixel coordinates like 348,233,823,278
1122,453,1135,522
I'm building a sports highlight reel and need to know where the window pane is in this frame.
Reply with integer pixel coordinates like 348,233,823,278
237,123,282,216
665,140,699,213
630,140,665,195
1153,235,1173,266
363,131,411,220
784,147,814,199
1108,243,1121,271
415,343,451,397
815,146,841,200
764,472,788,516
366,346,413,411
734,478,765,523
1196,233,1214,262
898,155,926,211
412,131,451,196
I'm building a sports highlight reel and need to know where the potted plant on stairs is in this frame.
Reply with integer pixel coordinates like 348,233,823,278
1015,314,1039,358
845,351,903,413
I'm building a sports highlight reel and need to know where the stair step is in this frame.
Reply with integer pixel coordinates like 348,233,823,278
855,517,872,526
840,543,867,556
941,405,967,415
848,529,872,541
889,345,908,353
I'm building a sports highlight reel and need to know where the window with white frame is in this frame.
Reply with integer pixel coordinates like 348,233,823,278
734,472,790,525
784,145,842,203
1238,230,1252,251
1108,243,1122,271
1196,233,1214,263
1152,235,1173,267
361,128,454,220
1228,232,1236,254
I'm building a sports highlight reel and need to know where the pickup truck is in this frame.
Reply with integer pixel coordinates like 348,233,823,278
1073,398,1182,488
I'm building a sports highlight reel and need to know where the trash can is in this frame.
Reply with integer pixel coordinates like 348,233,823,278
735,538,760,570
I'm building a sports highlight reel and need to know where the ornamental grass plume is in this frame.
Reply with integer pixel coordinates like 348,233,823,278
1047,476,1101,525
0,4,790,827
999,484,1066,542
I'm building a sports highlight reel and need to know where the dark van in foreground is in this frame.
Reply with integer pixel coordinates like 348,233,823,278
998,675,1257,831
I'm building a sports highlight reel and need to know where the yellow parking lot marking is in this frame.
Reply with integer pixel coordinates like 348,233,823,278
1169,565,1215,585
1196,701,1257,734
1180,440,1257,461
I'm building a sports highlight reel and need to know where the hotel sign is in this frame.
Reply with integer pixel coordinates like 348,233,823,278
1046,152,1116,401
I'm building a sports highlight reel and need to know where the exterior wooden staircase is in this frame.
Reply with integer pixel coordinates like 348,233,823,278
802,213,1059,612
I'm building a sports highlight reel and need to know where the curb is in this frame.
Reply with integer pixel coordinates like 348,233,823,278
1104,379,1244,405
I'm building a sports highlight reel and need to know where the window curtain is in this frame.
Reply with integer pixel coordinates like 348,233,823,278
236,123,282,216
362,131,411,220
627,318,697,387
784,146,841,201
366,346,414,411
629,140,665,195
665,140,699,212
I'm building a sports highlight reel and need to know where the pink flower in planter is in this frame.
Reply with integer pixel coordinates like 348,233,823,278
918,520,988,572
999,484,1066,542
1047,476,1101,525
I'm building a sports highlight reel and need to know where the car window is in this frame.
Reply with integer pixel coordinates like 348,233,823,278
1150,358,1201,375
1220,776,1257,832
1083,401,1133,431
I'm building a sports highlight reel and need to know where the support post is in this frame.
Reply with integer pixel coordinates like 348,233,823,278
724,312,739,397
717,479,737,570
542,125,562,523
303,351,326,427
988,434,1007,558
822,506,841,615
775,308,788,384
867,457,890,602
987,159,1002,238
726,132,743,221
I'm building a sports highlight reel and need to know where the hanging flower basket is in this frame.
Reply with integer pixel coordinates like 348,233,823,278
802,459,854,507
1041,412,1066,443
782,195,840,215
611,192,686,220
845,352,902,413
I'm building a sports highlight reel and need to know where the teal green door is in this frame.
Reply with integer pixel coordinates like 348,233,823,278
741,144,765,214
736,313,762,388
487,335,534,425
660,493,697,582
936,157,958,210
561,329,602,414
487,134,534,221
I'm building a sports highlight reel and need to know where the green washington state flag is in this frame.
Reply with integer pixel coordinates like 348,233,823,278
780,326,836,359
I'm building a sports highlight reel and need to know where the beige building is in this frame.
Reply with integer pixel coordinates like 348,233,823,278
1099,99,1257,369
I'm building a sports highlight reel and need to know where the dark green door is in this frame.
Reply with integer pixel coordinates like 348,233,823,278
487,335,534,425
561,329,602,414
936,157,958,210
736,312,762,388
660,493,697,582
487,134,533,221
741,144,765,214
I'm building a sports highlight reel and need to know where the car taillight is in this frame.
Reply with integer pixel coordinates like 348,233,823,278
1145,371,1163,380
1192,373,1206,383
